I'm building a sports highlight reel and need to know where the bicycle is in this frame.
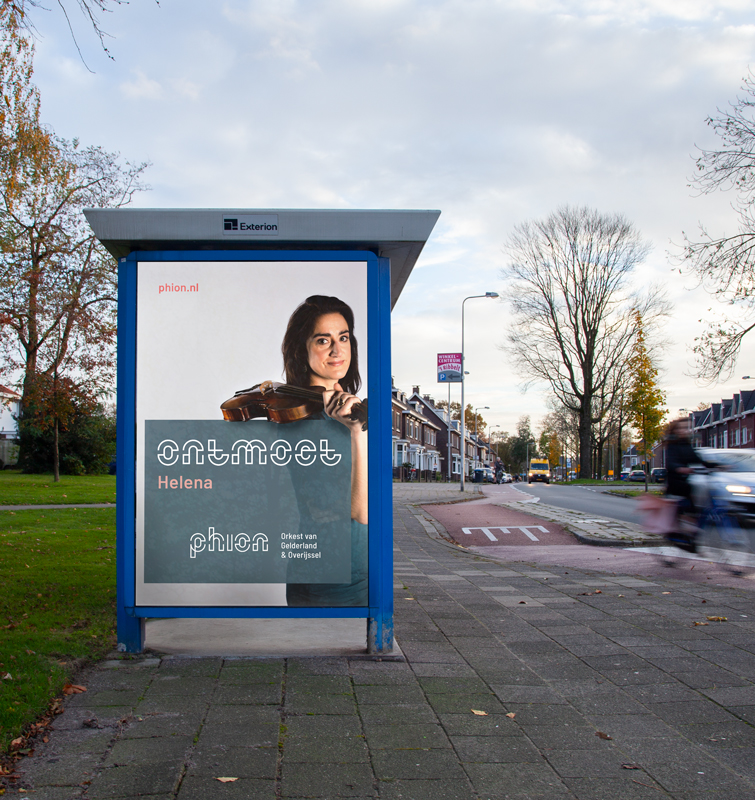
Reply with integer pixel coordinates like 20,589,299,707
694,481,755,575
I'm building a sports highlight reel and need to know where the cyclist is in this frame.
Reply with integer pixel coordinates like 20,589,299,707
664,418,709,552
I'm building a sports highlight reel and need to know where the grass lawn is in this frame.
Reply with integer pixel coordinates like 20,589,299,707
0,471,116,506
0,507,116,753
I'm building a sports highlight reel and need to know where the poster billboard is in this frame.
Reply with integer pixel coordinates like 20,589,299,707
134,259,369,608
437,352,462,382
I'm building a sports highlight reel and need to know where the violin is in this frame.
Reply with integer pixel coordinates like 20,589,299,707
221,380,368,430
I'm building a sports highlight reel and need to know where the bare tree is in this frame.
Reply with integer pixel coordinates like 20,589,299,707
501,205,668,479
681,70,755,382
4,0,159,62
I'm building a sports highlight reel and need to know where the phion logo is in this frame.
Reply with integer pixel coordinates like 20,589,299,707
221,214,279,236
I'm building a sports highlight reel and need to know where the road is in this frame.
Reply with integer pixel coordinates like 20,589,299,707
506,480,642,524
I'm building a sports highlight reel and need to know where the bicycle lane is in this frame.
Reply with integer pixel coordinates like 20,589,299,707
421,500,577,548
420,488,755,589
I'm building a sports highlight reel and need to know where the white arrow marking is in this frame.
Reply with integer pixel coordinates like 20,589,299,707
461,525,547,542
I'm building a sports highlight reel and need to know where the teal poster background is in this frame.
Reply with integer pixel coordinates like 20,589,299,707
144,419,352,584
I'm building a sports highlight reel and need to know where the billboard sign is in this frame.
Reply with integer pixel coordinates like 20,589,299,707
131,258,371,609
437,352,462,382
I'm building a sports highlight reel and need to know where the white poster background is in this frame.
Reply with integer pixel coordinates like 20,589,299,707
135,260,368,606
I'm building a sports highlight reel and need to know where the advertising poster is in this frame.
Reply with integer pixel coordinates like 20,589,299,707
135,260,369,607
437,352,462,383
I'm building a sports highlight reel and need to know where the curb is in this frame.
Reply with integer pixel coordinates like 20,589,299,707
498,501,663,548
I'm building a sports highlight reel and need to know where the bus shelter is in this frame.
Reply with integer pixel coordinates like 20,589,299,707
85,208,440,654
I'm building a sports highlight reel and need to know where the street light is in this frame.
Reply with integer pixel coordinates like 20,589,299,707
488,424,500,471
461,293,499,491
474,406,489,472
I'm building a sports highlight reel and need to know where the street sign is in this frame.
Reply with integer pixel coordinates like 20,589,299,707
437,352,462,382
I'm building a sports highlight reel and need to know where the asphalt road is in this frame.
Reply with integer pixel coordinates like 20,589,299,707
510,480,643,524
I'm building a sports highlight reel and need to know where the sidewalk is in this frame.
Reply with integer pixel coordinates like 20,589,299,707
8,487,755,799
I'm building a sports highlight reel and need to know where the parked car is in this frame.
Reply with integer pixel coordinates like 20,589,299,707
650,467,667,484
483,467,496,483
628,469,647,482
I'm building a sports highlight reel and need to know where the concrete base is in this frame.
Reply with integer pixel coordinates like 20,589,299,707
145,617,401,658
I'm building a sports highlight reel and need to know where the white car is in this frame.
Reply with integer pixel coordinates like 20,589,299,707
689,448,755,526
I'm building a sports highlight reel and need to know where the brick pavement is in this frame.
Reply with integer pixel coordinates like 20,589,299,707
8,486,755,799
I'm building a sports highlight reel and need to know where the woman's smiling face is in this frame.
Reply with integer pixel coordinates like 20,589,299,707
307,313,351,389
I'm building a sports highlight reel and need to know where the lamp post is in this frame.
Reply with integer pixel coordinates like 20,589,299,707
474,406,489,472
461,293,499,491
488,424,500,473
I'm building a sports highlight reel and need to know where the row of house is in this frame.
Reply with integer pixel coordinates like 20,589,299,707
624,388,755,475
392,383,493,480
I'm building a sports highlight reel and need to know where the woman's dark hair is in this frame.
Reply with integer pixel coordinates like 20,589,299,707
282,295,361,395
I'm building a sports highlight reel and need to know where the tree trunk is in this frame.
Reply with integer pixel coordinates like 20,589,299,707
578,404,592,479
53,416,60,482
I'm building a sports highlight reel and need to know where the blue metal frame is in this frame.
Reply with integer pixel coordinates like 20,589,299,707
116,250,393,653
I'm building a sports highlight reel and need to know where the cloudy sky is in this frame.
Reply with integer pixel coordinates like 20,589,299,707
27,0,755,437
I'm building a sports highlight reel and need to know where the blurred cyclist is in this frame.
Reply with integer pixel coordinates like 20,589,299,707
664,418,708,552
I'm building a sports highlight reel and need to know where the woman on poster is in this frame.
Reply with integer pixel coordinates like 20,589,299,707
281,295,368,607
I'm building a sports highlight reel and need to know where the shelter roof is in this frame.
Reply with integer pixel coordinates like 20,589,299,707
84,208,441,310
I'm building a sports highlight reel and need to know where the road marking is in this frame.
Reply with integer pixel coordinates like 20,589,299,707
461,525,548,542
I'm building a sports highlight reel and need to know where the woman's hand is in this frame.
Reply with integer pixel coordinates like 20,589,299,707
323,383,367,523
323,383,365,434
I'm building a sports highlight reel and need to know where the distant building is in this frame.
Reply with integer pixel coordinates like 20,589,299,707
691,391,755,449
0,384,20,440
391,383,441,480
0,383,20,467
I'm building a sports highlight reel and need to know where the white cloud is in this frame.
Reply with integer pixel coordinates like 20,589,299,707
120,70,163,100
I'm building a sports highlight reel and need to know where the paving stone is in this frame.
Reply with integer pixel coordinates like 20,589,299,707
143,675,218,696
357,703,438,725
84,763,183,798
354,684,425,705
103,735,193,767
213,684,281,705
644,700,738,725
450,734,541,763
283,735,369,763
176,776,277,799
120,711,203,739
546,749,638,778
463,761,567,795
186,743,278,777
286,675,353,694
283,715,363,738
376,779,475,799
362,722,450,749
279,762,375,797
563,776,671,799
371,748,467,780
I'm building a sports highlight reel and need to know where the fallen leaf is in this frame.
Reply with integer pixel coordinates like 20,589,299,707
1,673,11,680
618,594,625,598
471,709,488,716
622,763,642,769
694,621,709,626
10,737,23,748
595,731,612,740
518,600,526,604
62,684,87,695
706,616,727,622
506,712,516,719
594,590,602,594
662,592,671,595
216,777,239,783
